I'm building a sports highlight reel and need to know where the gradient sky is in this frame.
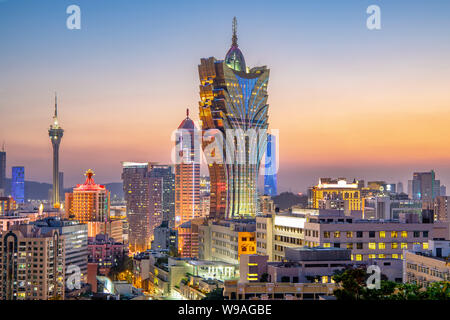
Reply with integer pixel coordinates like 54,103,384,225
1,0,450,193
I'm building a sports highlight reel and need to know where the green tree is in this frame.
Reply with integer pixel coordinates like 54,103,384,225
332,266,450,300
202,287,224,300
260,273,269,282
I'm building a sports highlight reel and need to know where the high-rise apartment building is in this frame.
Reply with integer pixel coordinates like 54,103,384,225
0,196,16,215
434,196,450,222
11,166,25,204
122,162,151,253
0,224,65,300
48,95,64,208
32,217,88,286
175,110,200,227
198,18,270,219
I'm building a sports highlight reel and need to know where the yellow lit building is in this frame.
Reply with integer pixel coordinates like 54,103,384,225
311,178,362,212
66,169,110,224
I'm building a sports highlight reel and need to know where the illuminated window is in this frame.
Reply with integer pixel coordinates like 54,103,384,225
379,231,386,238
368,243,376,250
369,254,376,259
378,254,385,258
334,231,340,238
391,243,398,249
346,231,353,238
322,276,328,283
392,254,399,259
401,231,408,238
401,243,408,249
323,243,331,248
391,231,398,238
347,243,353,249
323,232,330,238
378,243,386,249
355,254,363,261
423,242,429,249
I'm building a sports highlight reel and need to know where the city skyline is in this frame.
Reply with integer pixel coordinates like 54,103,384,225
2,0,450,193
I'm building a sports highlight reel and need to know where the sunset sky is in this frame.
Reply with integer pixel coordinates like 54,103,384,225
1,0,450,192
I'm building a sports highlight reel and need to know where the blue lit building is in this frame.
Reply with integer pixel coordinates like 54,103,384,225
264,134,277,196
11,166,25,203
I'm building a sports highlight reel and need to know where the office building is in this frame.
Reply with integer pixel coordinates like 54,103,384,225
0,224,65,300
365,196,423,220
152,220,177,251
256,209,442,262
404,239,450,286
199,219,256,265
199,17,270,219
48,94,64,208
11,166,25,204
149,165,175,228
311,178,362,212
175,109,201,227
408,170,443,209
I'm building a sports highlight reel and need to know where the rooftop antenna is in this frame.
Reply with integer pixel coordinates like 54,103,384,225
1,141,4,152
232,17,238,47
186,108,190,118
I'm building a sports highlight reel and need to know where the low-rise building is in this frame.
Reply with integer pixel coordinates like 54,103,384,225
223,281,336,300
199,219,256,265
88,233,127,275
256,209,442,262
176,275,223,300
404,239,450,286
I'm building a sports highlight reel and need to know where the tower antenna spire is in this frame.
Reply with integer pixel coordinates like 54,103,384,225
186,108,189,118
54,92,58,118
232,17,238,47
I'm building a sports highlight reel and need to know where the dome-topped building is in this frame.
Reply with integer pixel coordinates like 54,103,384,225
225,17,246,72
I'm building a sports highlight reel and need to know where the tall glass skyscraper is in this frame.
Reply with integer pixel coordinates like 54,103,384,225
264,133,277,196
11,166,25,203
199,18,270,219
121,162,151,253
149,164,175,227
0,144,5,195
175,110,201,227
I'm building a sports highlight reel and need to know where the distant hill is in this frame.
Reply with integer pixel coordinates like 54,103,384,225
4,178,123,201
272,192,308,210
4,178,52,200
